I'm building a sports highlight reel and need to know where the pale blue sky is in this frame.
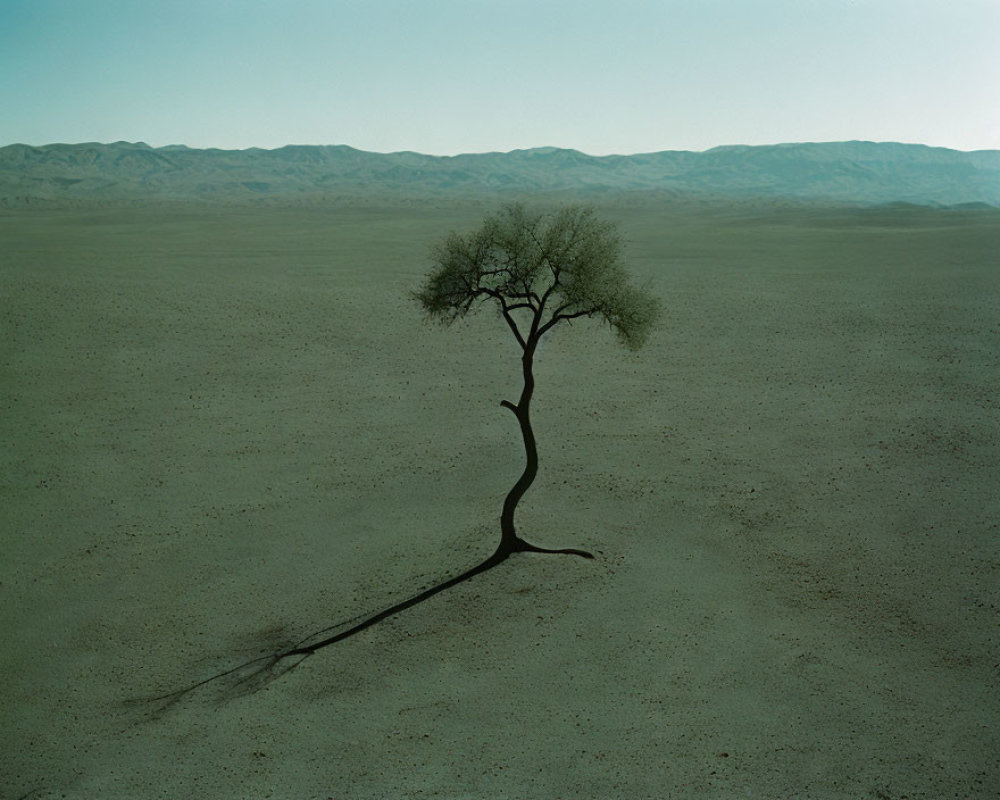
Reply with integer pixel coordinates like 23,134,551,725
2,0,998,154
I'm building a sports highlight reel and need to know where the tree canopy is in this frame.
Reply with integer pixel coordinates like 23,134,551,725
414,202,660,351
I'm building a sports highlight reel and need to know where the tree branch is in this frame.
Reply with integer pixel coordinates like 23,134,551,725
475,286,529,349
504,290,540,311
502,308,527,351
488,292,526,350
480,267,513,280
537,281,558,315
556,308,597,322
537,306,598,338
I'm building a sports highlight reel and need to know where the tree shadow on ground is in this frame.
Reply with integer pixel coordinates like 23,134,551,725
127,536,592,719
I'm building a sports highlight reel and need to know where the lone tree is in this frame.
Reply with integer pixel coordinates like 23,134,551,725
415,202,660,561
141,203,660,710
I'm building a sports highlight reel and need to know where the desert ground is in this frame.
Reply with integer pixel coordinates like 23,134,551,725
1,197,998,798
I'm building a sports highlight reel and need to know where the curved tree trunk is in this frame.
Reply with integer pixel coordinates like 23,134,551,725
497,344,593,560
498,405,538,555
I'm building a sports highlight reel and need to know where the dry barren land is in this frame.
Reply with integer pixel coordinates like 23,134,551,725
2,198,998,798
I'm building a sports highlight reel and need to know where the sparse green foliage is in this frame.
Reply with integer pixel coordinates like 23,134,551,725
413,202,660,351
415,203,660,560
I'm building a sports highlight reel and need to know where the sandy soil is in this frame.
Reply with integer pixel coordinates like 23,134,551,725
1,199,998,798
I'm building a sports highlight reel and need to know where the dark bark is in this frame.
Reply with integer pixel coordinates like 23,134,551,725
497,346,538,555
496,341,593,561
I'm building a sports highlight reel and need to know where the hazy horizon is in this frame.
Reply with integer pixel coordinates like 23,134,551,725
2,0,998,156
6,138,1000,157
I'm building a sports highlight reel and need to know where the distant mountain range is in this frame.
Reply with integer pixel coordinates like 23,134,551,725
1,140,998,206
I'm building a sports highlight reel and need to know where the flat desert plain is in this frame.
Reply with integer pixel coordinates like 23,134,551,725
1,198,998,798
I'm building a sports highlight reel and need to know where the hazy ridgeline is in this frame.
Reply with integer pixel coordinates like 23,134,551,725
3,140,1000,207
1,196,998,797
